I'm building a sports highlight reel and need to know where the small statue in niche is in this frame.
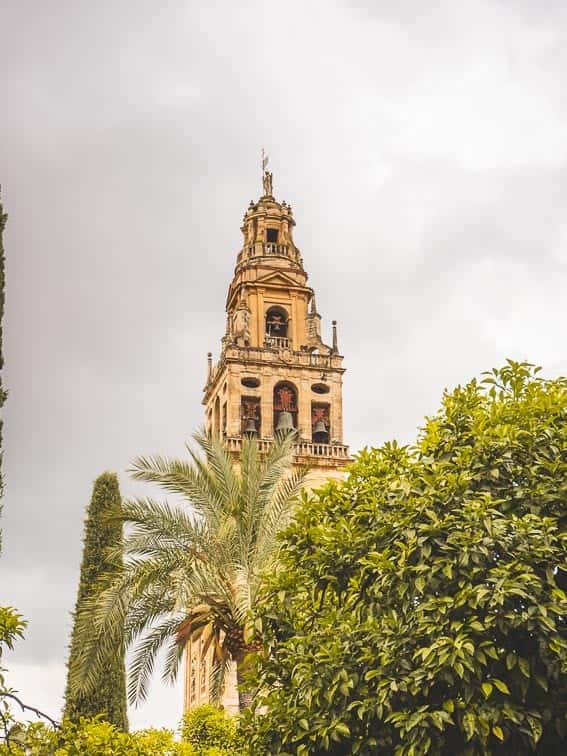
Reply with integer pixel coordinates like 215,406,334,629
232,293,251,347
263,170,273,196
244,219,255,244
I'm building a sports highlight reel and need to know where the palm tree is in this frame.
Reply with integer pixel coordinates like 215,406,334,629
67,430,306,712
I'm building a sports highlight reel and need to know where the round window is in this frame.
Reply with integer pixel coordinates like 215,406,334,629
241,376,260,389
311,383,330,394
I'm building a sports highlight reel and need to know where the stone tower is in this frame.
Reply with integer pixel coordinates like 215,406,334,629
183,168,350,712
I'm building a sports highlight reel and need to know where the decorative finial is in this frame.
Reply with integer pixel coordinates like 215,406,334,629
261,148,273,196
263,170,273,197
332,321,338,353
207,352,213,379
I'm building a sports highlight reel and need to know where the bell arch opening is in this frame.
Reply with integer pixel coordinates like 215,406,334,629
265,306,289,341
311,402,330,444
273,381,298,435
241,396,261,437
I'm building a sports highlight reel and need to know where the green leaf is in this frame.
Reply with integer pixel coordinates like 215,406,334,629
492,726,504,741
492,679,510,695
518,658,530,678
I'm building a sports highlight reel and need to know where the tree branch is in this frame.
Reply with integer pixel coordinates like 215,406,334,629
0,690,59,748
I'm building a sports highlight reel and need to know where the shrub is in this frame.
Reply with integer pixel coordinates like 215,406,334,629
0,719,197,755
181,705,244,754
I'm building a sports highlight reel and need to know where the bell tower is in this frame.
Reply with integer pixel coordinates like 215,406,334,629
203,167,350,486
185,166,351,715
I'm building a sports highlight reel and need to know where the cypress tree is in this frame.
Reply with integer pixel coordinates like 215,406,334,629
64,472,128,729
0,189,7,553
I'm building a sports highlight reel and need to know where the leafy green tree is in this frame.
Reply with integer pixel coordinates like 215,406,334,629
248,361,567,754
0,190,7,551
68,431,305,711
64,473,128,729
1,608,58,748
0,606,26,740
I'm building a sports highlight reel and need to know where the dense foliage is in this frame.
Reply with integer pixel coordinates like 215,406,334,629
64,473,128,729
0,706,243,755
68,432,305,711
181,705,245,754
0,719,196,755
248,362,567,754
0,190,7,549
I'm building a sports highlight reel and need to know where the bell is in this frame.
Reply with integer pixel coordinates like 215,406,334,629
243,418,257,436
275,410,294,433
312,419,327,436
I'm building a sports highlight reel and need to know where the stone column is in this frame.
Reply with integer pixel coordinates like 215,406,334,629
298,374,311,440
257,288,265,348
330,374,343,443
291,293,299,349
264,372,274,437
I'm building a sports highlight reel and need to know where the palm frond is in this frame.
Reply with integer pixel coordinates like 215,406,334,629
254,466,308,569
128,615,184,704
209,645,232,704
162,632,187,687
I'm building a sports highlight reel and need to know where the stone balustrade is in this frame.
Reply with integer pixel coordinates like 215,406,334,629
265,242,289,256
224,435,350,461
235,242,303,269
264,335,290,349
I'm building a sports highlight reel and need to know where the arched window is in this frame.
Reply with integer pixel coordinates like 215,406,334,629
273,381,298,434
265,306,289,339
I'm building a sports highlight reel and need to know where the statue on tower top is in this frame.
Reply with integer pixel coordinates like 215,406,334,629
262,170,273,197
261,148,273,196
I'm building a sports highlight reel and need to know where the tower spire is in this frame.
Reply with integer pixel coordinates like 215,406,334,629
332,320,339,353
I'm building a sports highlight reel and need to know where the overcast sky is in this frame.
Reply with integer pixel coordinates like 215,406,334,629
1,0,566,733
